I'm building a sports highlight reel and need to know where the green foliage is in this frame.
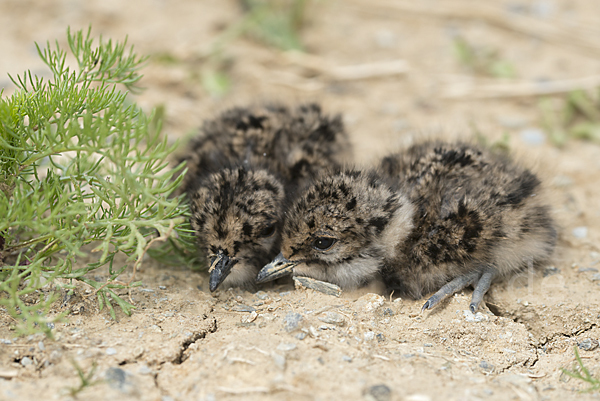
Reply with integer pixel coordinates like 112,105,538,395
241,0,308,51
0,27,196,336
192,0,311,96
66,360,101,398
453,36,516,79
562,346,600,392
539,89,600,147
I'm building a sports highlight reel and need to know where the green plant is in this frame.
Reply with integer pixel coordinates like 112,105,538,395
190,0,312,96
539,89,600,147
66,360,101,398
453,35,516,79
0,27,197,336
562,346,600,392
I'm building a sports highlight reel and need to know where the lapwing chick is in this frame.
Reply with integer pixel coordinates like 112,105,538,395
181,103,351,291
257,141,557,312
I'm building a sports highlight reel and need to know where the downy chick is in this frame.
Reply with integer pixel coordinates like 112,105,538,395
257,141,556,312
181,103,351,291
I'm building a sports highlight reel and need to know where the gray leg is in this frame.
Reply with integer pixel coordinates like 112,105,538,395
421,270,481,312
469,266,497,313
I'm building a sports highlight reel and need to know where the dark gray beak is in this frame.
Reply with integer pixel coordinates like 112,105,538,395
256,252,296,284
209,250,235,292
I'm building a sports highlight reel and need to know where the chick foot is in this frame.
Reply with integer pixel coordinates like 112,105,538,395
421,266,497,313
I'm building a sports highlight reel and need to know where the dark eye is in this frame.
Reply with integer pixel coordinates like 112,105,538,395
312,237,336,251
258,224,276,238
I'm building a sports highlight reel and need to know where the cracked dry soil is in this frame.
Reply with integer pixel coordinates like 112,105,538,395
1,0,600,400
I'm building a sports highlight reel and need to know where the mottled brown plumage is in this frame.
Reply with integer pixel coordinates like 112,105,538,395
181,103,352,291
257,141,556,312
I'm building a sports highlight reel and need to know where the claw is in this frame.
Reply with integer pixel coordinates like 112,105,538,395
421,267,496,313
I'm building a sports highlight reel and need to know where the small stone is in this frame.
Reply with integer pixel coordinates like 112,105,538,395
106,347,117,355
364,331,375,341
1,339,12,345
543,266,560,277
591,273,600,282
283,312,303,332
231,304,256,313
276,343,297,352
364,384,392,401
342,355,352,362
271,352,286,370
578,267,598,273
376,334,386,343
318,312,346,326
105,367,127,390
355,294,385,312
38,341,45,352
519,128,546,145
423,343,433,347
479,360,495,373
140,288,154,293
138,365,152,375
241,311,258,324
577,338,599,351
254,291,269,300
20,357,33,367
295,331,307,340
382,308,394,317
463,310,487,322
158,286,167,290
572,226,588,239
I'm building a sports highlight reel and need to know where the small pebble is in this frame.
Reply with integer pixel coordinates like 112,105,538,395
355,294,385,312
140,288,154,293
138,365,152,375
577,338,599,351
20,357,33,367
231,305,256,313
1,339,12,344
342,355,353,362
591,273,600,282
254,291,269,300
295,331,307,340
38,341,45,352
364,384,392,401
578,267,598,273
158,286,167,290
572,226,588,239
543,266,560,277
105,367,126,389
382,308,394,317
463,310,487,322
376,334,386,343
318,312,346,326
276,343,297,352
479,360,495,373
106,347,117,355
519,128,546,145
271,352,286,370
241,311,258,324
283,312,303,332
364,331,375,341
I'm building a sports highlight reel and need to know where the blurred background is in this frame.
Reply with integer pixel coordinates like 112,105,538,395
1,0,600,167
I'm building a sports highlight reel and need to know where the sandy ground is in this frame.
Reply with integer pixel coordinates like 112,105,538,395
1,1,600,400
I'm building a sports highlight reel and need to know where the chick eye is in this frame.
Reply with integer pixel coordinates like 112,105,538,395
312,237,336,251
258,224,276,238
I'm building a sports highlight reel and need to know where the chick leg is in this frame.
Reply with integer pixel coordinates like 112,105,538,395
421,266,497,312
421,270,480,312
468,266,496,313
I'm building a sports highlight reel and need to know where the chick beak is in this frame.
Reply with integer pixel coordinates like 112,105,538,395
256,252,296,284
208,251,235,292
